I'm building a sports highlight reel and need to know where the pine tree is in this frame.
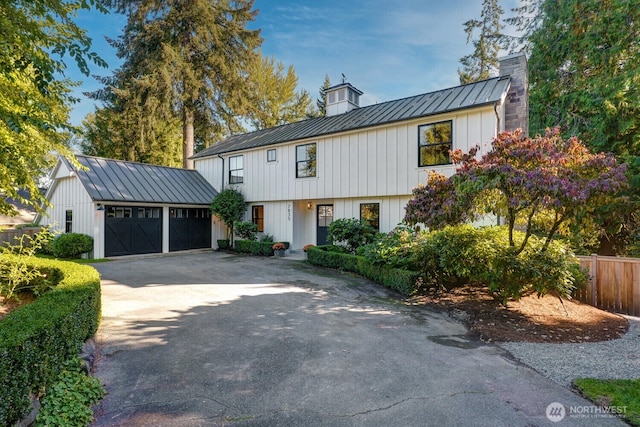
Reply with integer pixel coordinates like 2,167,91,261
527,0,640,255
316,74,331,116
100,0,262,169
528,0,640,152
458,0,505,84
503,0,543,54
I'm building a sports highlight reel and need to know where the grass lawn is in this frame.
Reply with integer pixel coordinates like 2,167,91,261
574,378,640,426
36,254,110,264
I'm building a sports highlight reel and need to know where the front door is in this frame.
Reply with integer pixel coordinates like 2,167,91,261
317,204,333,246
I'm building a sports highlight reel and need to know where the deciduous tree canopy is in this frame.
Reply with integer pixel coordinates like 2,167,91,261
244,53,313,130
0,0,106,215
405,129,627,254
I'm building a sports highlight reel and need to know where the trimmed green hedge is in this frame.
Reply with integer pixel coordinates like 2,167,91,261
234,240,290,256
0,255,101,426
306,246,420,296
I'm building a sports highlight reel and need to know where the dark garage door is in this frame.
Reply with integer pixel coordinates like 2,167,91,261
105,206,162,257
169,208,212,252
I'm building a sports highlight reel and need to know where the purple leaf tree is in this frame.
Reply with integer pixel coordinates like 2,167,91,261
405,128,627,254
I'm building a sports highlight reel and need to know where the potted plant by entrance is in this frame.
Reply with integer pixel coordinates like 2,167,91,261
272,242,286,257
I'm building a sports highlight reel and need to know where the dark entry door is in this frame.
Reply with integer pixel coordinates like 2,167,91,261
317,204,333,246
105,206,162,257
169,208,212,251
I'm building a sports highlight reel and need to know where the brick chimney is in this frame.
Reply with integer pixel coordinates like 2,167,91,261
499,54,529,135
324,82,363,117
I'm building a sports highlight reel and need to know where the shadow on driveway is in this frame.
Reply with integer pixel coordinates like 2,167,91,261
91,252,625,426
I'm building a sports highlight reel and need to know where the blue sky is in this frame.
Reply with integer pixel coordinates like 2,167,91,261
67,0,520,126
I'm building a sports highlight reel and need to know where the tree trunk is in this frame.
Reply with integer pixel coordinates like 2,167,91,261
182,106,194,169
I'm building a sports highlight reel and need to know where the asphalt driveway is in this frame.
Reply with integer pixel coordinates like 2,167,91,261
91,252,625,426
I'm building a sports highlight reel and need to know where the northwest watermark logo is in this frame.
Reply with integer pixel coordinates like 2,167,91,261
546,402,566,422
546,401,627,422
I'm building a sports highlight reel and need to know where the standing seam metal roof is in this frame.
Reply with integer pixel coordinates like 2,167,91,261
192,76,511,159
71,155,218,205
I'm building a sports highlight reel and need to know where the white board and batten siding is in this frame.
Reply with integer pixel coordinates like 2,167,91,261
41,175,96,238
195,106,499,247
196,107,498,204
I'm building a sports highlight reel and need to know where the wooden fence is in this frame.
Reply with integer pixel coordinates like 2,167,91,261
0,227,42,247
575,255,640,316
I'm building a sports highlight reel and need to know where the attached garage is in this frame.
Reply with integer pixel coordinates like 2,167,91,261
169,207,211,252
39,155,222,259
104,206,163,257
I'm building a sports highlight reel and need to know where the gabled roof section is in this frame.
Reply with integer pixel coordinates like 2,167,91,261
193,76,511,158
67,155,218,205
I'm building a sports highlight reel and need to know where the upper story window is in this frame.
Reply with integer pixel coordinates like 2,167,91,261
229,155,244,184
65,210,73,233
267,149,276,162
296,143,316,178
360,203,380,232
418,120,453,167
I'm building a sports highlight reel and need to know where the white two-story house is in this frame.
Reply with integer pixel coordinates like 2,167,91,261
193,54,528,250
38,54,527,258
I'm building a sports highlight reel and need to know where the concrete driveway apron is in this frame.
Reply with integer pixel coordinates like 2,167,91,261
91,252,625,426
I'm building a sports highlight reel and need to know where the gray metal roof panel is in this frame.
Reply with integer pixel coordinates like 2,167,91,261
74,155,218,205
192,76,510,158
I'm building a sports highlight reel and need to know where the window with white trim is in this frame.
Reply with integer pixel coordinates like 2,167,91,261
229,155,244,184
360,203,380,232
65,210,73,233
296,143,316,178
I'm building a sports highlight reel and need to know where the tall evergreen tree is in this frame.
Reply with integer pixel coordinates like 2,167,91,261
83,66,184,166
244,53,313,130
100,0,262,169
458,0,505,84
528,0,640,255
0,0,106,215
316,74,331,117
528,0,639,152
503,0,543,54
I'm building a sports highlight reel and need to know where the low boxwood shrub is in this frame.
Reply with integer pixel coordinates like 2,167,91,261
51,233,93,259
0,255,101,426
307,246,420,296
234,240,290,256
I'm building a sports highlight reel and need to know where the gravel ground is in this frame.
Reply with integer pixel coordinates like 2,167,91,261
500,315,640,387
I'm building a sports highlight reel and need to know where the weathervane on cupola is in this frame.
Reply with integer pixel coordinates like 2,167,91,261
324,73,363,117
